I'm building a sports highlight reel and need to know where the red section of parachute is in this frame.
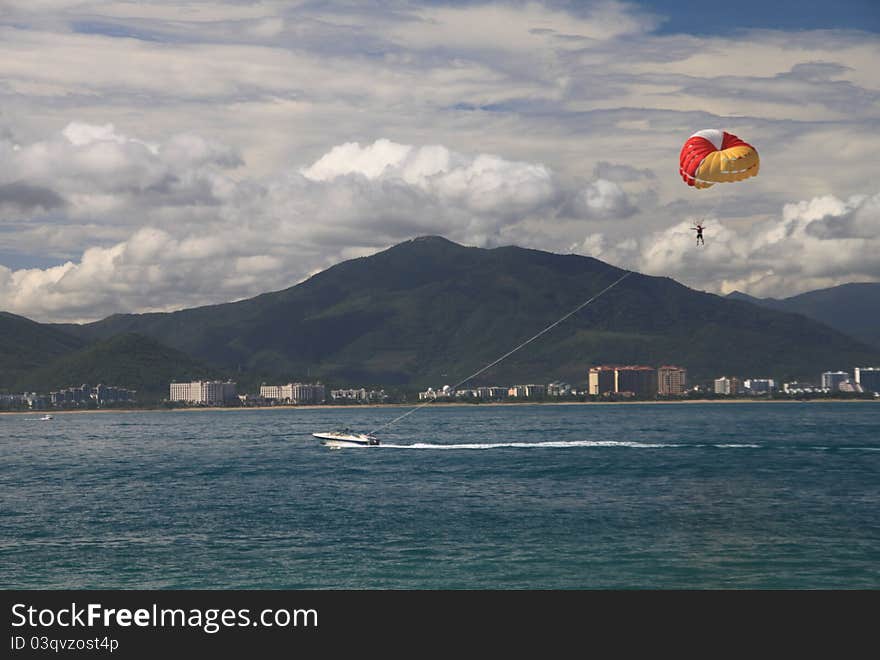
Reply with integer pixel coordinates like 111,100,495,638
679,131,752,186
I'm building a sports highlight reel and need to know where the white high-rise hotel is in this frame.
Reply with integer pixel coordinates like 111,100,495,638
714,377,741,395
169,380,237,404
260,383,326,404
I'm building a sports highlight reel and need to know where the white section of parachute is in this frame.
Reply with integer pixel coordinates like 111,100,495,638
689,129,724,151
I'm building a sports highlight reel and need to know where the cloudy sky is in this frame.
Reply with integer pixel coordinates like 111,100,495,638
1,0,878,322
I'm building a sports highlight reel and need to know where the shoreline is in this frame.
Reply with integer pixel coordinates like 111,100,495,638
1,397,876,416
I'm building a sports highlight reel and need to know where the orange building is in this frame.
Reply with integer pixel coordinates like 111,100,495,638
657,366,687,395
614,366,657,397
588,366,617,395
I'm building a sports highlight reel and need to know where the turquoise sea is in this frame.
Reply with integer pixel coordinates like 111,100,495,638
1,402,878,589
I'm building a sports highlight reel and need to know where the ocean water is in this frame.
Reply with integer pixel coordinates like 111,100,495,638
1,402,878,589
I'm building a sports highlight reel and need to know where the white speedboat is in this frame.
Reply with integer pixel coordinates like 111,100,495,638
40,414,54,420
313,429,379,448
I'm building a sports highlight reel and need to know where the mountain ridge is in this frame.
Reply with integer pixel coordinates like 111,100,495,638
0,311,87,390
37,236,879,388
9,333,226,399
726,282,880,349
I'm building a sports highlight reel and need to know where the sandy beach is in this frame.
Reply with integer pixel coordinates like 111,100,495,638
1,396,875,417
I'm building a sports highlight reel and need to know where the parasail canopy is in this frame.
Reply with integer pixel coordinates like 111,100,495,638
679,129,759,189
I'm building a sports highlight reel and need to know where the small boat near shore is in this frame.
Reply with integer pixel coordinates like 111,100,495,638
39,414,54,421
313,429,379,448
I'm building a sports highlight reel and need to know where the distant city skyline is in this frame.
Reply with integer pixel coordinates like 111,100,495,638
5,358,880,411
0,1,878,323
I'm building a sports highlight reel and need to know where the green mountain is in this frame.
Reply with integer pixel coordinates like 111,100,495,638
727,283,880,349
0,311,86,391
52,236,880,387
12,333,224,399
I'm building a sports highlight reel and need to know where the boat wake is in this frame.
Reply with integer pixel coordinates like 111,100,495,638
377,439,681,450
324,440,880,452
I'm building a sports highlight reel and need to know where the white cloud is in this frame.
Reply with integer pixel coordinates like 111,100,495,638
0,121,240,224
384,1,659,52
0,127,639,321
574,192,880,298
571,179,636,219
302,138,577,220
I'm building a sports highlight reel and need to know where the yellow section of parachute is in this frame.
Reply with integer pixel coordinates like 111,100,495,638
693,146,760,189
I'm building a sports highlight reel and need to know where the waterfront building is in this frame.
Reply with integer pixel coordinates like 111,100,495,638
292,382,326,404
743,378,776,394
50,384,90,405
462,386,508,400
614,366,657,397
24,392,50,409
169,380,237,404
90,384,135,404
332,388,386,403
714,377,742,395
524,384,546,398
170,382,191,402
783,382,822,394
589,365,658,397
6,384,132,409
50,384,123,406
261,383,326,404
821,371,850,391
657,366,687,396
506,385,547,398
547,381,572,397
0,393,26,409
92,384,109,403
333,388,369,402
855,367,880,393
260,385,283,400
588,366,617,396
